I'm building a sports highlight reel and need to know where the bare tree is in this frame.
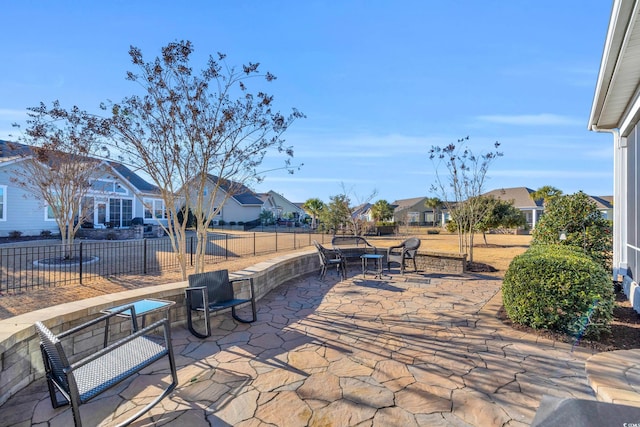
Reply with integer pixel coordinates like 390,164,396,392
339,183,377,236
429,136,502,262
10,101,108,259
104,41,304,278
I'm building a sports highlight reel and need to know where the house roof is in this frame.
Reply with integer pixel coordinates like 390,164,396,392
589,195,614,210
589,0,640,134
0,140,160,195
483,187,543,209
107,161,160,194
391,197,428,211
351,203,372,218
207,175,263,206
0,140,32,163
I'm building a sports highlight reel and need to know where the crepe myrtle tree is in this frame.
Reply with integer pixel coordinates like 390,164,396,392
429,136,502,263
103,40,304,278
10,101,110,259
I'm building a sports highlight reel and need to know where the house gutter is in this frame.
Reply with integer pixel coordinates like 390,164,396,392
590,125,626,281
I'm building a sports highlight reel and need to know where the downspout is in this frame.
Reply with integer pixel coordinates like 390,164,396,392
590,125,624,281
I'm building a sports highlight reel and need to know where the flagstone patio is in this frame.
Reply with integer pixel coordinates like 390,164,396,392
0,268,600,426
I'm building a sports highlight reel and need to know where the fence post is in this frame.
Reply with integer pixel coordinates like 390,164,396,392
190,236,194,266
79,242,83,285
253,232,256,256
143,239,148,275
225,234,229,260
275,230,278,252
294,230,296,249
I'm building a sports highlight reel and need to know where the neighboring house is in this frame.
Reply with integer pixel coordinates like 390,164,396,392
258,190,305,222
0,140,167,237
352,203,372,222
391,197,441,226
201,175,263,224
588,0,640,310
483,187,544,229
589,195,614,220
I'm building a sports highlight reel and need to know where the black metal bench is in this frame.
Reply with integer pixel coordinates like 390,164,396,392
331,235,378,263
185,269,257,338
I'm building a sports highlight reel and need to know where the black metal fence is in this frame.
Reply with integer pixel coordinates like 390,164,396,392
0,231,331,293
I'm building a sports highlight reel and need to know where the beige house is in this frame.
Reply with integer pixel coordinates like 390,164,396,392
391,197,441,226
258,190,306,222
483,187,544,229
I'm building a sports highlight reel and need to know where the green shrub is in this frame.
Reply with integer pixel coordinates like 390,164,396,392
502,245,614,340
427,229,440,235
229,221,236,226
531,191,612,271
218,220,225,226
40,230,53,237
8,230,22,239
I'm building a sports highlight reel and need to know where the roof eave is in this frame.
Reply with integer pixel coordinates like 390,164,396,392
589,0,638,130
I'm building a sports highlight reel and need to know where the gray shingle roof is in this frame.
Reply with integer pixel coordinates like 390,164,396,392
483,187,542,209
207,174,263,206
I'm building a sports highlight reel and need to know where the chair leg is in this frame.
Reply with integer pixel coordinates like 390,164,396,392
187,309,211,339
232,300,257,323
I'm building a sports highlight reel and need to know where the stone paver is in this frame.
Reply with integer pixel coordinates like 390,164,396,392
0,270,602,426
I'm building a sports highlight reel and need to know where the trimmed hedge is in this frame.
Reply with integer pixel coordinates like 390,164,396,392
502,245,614,340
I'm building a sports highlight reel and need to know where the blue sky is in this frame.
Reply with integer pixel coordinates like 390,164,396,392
1,1,614,204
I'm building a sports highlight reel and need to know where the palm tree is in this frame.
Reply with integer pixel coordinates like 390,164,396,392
302,198,325,229
530,186,563,206
370,199,394,222
424,197,443,226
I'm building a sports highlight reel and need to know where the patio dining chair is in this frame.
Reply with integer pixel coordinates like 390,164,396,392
386,237,421,274
313,240,346,279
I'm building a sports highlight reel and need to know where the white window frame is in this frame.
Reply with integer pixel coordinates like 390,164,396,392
0,185,6,221
144,198,166,220
44,205,57,221
90,179,129,196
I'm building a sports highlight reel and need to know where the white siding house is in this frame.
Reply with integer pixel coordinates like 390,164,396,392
0,140,167,237
589,0,640,311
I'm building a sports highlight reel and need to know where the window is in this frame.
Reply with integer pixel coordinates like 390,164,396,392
144,199,166,220
45,205,56,221
90,179,129,195
109,198,133,227
0,185,6,221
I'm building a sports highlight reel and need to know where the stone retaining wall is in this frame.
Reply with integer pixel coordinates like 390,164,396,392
415,251,467,274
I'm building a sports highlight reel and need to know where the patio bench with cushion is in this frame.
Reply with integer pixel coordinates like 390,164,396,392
185,269,257,338
35,306,178,427
331,235,378,264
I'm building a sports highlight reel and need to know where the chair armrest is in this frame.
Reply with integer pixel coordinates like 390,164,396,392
66,318,170,373
387,245,403,255
185,286,208,307
230,277,255,298
57,304,138,340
